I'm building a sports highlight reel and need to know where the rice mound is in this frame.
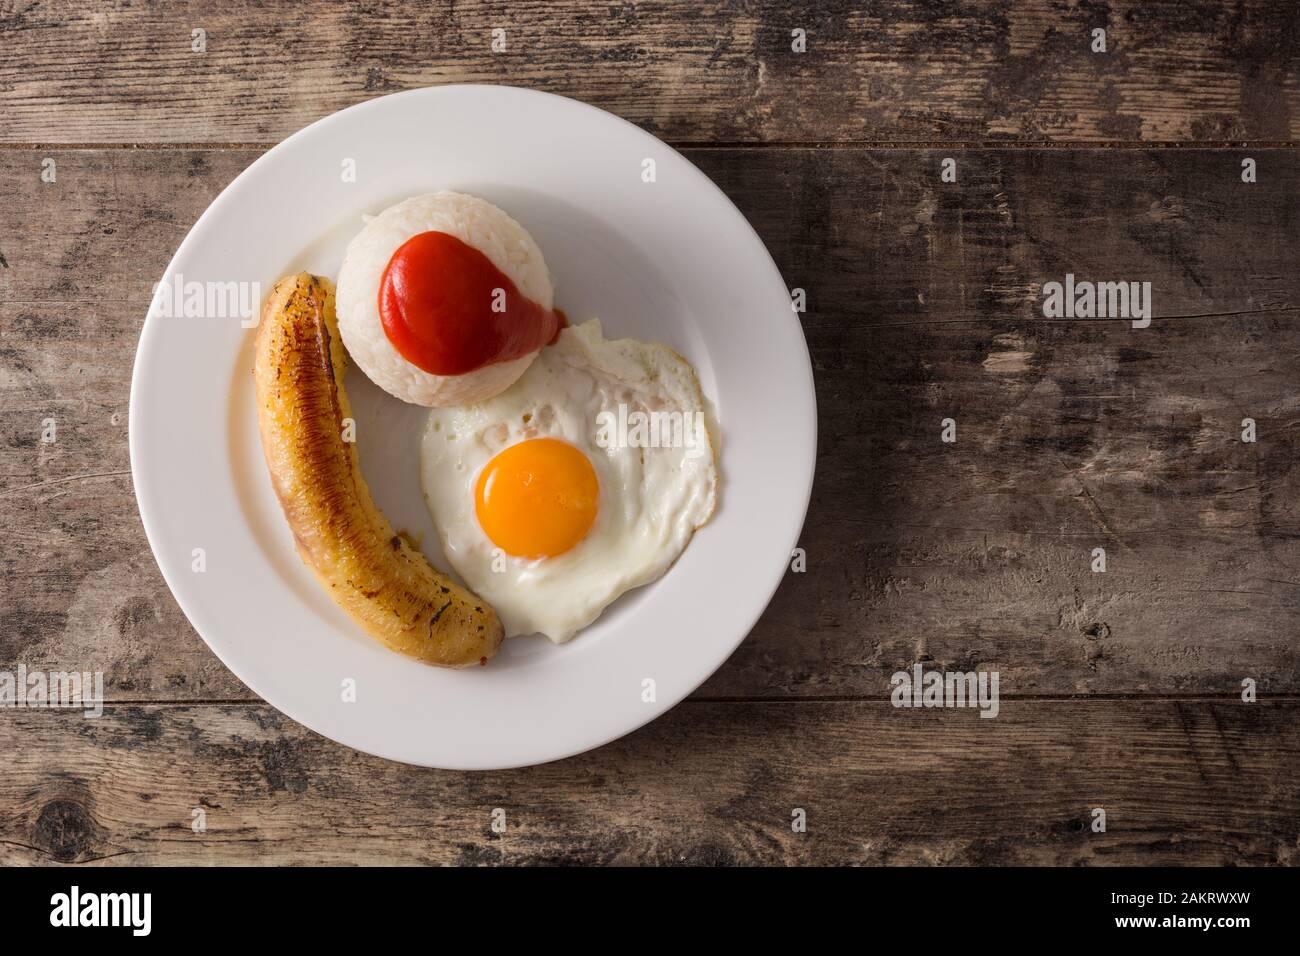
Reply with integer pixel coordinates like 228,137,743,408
336,191,555,407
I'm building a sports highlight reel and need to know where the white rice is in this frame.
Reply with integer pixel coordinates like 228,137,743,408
336,191,555,407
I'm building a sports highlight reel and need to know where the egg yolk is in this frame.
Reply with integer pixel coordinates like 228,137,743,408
474,438,599,559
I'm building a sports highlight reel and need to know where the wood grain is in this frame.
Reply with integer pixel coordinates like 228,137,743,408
1,1,1298,145
4,0,1297,869
2,699,1296,865
700,147,1300,698
2,148,1298,704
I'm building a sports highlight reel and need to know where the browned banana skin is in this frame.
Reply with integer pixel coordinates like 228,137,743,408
253,273,504,667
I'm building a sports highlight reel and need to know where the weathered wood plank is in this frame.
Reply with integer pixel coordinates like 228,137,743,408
699,147,1300,697
1,148,1298,701
1,1,1297,144
0,700,1295,865
0,150,251,699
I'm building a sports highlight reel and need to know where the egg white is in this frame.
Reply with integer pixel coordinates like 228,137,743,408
419,320,718,642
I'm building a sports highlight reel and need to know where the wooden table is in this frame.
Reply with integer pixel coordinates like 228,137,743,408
2,1,1298,866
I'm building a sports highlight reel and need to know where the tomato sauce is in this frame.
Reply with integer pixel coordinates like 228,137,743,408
378,231,563,376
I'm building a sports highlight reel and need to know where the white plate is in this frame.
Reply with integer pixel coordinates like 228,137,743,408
130,86,816,769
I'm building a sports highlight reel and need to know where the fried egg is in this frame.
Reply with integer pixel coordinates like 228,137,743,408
420,319,718,642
